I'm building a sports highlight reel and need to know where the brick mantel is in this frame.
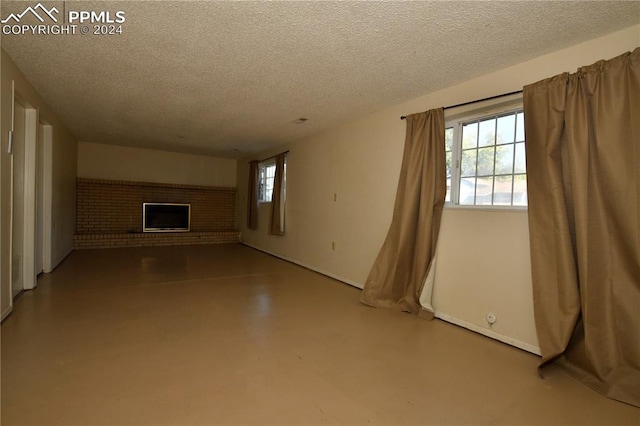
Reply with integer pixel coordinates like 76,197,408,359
75,178,239,249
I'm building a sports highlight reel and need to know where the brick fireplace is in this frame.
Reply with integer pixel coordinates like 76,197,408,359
74,178,239,249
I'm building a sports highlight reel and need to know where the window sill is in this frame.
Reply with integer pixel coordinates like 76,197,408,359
444,204,528,213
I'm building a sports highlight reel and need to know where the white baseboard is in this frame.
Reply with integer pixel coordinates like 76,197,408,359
240,241,540,356
434,311,541,355
240,242,363,289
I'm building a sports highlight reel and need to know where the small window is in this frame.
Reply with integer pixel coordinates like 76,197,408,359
258,161,276,202
446,107,527,207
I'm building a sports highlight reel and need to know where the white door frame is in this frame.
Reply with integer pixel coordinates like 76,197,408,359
22,106,38,290
12,90,39,293
34,121,52,275
2,83,53,321
35,122,44,275
41,124,53,274
2,84,18,320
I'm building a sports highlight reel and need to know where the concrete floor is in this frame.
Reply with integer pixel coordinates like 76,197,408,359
2,244,639,425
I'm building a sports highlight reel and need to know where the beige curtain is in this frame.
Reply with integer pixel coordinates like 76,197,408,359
269,153,286,236
247,160,259,230
360,108,446,315
523,48,640,407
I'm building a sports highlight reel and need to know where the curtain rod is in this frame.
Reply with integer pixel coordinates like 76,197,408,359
400,90,523,120
257,150,289,163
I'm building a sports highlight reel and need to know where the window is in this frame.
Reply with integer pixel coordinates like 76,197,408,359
257,158,287,202
446,106,527,207
258,161,276,202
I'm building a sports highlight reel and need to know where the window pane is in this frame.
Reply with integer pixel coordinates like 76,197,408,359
266,165,275,178
495,144,514,175
497,114,515,144
446,177,451,203
461,149,477,177
494,175,513,205
478,119,495,147
513,174,528,206
462,122,478,149
459,178,476,205
258,163,277,202
453,109,526,207
265,177,274,201
477,147,494,176
475,176,493,205
445,127,454,151
514,142,526,173
515,112,525,142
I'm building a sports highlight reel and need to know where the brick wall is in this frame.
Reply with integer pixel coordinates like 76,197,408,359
76,178,237,234
73,231,240,249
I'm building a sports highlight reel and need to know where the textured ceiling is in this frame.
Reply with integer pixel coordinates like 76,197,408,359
2,1,640,158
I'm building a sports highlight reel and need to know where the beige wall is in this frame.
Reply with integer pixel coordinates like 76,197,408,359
49,123,77,269
1,49,78,319
78,142,237,187
238,25,640,353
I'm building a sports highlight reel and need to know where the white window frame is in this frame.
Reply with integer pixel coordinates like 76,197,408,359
445,97,527,209
257,160,276,203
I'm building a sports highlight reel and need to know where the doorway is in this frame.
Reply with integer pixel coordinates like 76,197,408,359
10,96,39,300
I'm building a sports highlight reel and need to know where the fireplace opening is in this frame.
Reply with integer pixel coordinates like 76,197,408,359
143,203,190,232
